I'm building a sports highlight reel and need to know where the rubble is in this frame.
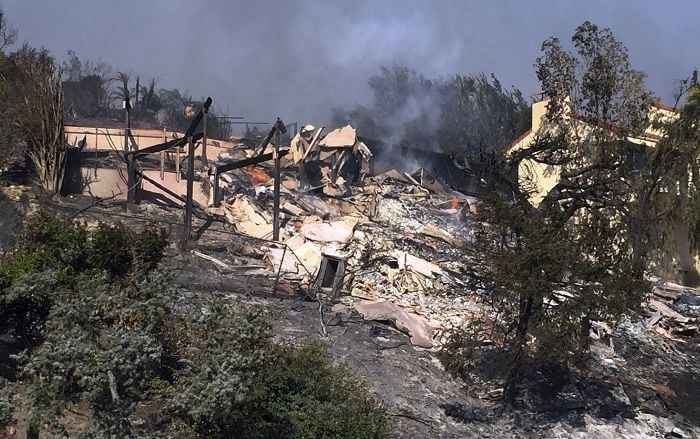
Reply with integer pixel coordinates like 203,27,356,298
38,118,700,437
202,124,478,347
300,218,358,243
354,299,440,348
645,278,699,341
203,122,700,357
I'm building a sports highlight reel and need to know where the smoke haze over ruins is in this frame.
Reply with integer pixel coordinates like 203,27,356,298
3,0,700,124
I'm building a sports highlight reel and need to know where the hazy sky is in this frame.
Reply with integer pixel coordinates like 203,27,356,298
3,0,699,125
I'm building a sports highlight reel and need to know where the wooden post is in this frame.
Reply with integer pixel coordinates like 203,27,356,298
175,143,180,182
209,166,218,207
124,99,130,153
94,127,98,178
202,107,209,167
126,153,136,208
160,128,166,180
273,129,282,241
182,136,195,250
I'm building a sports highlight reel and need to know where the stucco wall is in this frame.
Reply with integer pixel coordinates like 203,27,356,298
79,167,209,207
507,99,699,283
65,125,238,159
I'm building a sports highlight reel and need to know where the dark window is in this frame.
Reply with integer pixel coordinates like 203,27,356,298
625,146,645,172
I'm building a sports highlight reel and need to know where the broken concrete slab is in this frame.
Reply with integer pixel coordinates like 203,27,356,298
265,240,324,278
291,241,323,276
319,124,357,148
393,250,443,278
237,221,273,239
282,201,305,216
354,299,440,348
266,246,298,274
228,196,270,225
301,218,358,243
653,286,682,300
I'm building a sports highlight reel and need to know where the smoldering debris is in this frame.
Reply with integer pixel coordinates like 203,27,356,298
197,123,481,348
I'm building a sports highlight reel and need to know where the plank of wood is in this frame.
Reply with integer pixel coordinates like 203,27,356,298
650,299,690,323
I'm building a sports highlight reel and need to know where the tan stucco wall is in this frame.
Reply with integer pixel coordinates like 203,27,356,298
507,99,699,282
81,167,208,207
140,170,209,207
81,167,127,200
65,125,238,160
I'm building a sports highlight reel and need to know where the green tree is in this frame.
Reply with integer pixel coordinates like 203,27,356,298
449,22,662,405
633,72,700,284
438,73,530,154
0,8,16,51
62,50,113,119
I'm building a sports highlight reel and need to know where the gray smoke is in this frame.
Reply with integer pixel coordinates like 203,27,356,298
3,0,699,125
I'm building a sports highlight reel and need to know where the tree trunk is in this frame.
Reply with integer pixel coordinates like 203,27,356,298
27,422,39,439
503,294,534,407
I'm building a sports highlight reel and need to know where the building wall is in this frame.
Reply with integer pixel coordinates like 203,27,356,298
507,99,699,284
81,167,128,200
79,167,209,207
65,125,238,159
66,124,237,208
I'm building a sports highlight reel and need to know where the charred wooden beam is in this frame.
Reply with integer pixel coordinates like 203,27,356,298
214,149,289,175
138,172,209,222
139,171,187,205
253,117,287,157
202,107,209,167
182,136,196,250
131,132,203,159
184,97,212,138
126,154,137,209
273,127,283,241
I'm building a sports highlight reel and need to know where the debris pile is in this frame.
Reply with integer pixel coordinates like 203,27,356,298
204,125,481,348
289,124,372,196
646,278,700,341
202,123,700,353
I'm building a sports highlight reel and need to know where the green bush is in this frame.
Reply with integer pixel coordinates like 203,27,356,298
0,249,46,289
437,327,482,379
2,216,390,438
0,271,57,341
169,309,391,439
0,215,168,341
87,223,134,277
13,272,175,437
17,214,88,274
255,342,391,439
87,222,168,277
0,383,14,429
2,215,168,284
131,222,169,272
